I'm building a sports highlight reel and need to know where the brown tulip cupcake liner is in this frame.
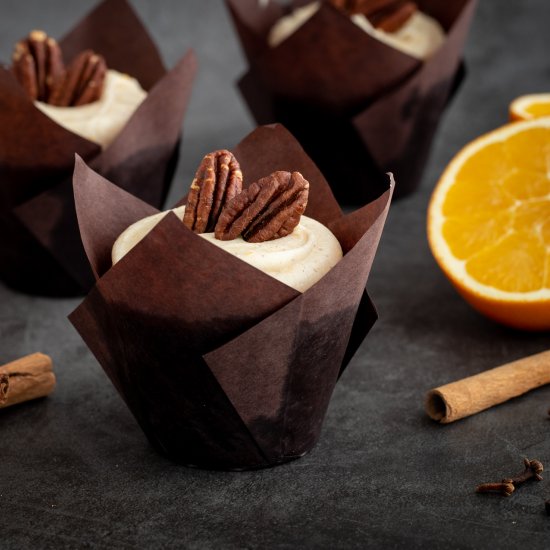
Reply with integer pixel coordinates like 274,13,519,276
0,0,197,296
69,124,393,470
226,0,477,204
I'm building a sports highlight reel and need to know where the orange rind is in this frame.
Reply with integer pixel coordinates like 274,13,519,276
428,118,550,330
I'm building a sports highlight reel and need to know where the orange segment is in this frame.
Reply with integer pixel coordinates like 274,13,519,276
453,141,508,183
509,94,550,122
504,127,550,172
442,180,514,218
543,219,550,247
442,212,512,260
428,118,550,330
465,232,545,293
501,170,550,200
513,201,550,235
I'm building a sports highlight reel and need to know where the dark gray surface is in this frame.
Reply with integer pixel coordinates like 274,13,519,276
1,1,550,548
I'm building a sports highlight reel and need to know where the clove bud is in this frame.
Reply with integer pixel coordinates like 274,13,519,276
475,458,543,497
476,482,515,497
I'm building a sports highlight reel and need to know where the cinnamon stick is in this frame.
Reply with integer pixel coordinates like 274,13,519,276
0,373,8,405
0,353,55,409
425,350,550,424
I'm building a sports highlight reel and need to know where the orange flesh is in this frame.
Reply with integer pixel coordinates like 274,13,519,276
429,120,550,330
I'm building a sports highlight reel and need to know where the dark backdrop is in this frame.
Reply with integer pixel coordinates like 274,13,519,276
1,1,550,548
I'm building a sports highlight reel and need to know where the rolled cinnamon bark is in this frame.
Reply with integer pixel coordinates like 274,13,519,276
425,350,550,423
0,353,55,409
0,373,8,405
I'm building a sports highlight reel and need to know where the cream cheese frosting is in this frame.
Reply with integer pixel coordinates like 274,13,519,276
351,11,445,59
267,1,445,60
268,2,321,48
112,205,343,292
35,69,147,148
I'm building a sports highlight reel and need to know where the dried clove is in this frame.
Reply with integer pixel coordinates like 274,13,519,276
502,458,543,487
475,458,543,497
475,482,515,497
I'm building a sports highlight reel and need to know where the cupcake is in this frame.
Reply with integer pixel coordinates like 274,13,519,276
12,30,147,150
268,1,445,59
226,0,477,202
69,124,393,470
0,0,197,296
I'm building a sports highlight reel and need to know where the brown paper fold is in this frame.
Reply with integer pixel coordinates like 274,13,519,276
69,124,392,469
226,0,477,202
0,0,197,296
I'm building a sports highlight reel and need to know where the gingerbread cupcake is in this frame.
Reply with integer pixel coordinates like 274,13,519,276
69,124,392,469
226,0,477,202
0,0,197,295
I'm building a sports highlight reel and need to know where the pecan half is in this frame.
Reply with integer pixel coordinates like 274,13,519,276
327,0,352,12
327,0,417,32
215,171,309,243
11,30,65,102
183,150,243,233
369,1,418,32
328,0,396,16
49,50,107,107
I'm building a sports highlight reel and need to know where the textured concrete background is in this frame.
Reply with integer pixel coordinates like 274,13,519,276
1,1,550,548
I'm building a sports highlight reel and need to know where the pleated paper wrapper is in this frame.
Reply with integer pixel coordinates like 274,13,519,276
226,0,477,203
69,124,392,470
0,0,197,296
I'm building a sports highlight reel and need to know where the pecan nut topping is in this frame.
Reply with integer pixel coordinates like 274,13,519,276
183,150,243,233
327,0,417,32
11,31,107,107
327,0,394,15
49,50,107,107
11,30,64,102
368,1,418,32
215,171,309,243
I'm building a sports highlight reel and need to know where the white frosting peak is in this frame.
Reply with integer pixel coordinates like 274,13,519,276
351,11,445,59
268,1,445,59
35,69,147,148
111,206,343,292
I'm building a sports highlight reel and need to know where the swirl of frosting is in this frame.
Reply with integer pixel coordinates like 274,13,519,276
34,69,146,148
111,206,343,292
268,1,445,60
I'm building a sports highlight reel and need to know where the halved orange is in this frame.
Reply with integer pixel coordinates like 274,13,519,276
509,94,550,122
428,118,550,330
